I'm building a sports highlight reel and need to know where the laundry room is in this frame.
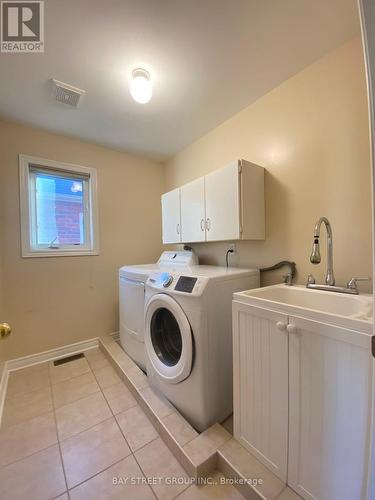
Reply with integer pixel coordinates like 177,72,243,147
0,1,375,500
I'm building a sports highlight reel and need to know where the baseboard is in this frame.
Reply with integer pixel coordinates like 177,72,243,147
6,337,100,372
0,364,9,428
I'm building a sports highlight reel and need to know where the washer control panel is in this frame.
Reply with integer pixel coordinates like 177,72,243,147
174,276,197,293
147,272,208,296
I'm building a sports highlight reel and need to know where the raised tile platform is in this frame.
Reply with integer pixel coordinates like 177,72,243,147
99,334,302,500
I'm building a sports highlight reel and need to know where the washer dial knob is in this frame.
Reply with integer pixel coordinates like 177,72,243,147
162,274,173,288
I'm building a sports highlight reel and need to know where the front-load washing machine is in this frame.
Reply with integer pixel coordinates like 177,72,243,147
144,265,259,431
119,250,198,370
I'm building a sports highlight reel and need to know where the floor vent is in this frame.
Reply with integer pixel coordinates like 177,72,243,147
53,352,84,366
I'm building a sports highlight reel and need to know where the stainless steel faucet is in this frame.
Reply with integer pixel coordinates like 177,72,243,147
307,217,371,294
310,217,335,286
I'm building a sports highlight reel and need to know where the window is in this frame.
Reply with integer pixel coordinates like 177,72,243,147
19,155,99,257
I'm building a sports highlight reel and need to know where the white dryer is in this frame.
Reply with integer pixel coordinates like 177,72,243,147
119,250,198,370
144,266,259,431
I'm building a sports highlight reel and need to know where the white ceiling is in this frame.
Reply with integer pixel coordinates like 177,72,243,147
0,0,360,161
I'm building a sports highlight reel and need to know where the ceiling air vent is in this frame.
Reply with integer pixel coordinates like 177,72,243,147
52,79,86,107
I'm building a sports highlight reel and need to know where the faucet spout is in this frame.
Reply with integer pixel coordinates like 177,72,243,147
310,217,335,286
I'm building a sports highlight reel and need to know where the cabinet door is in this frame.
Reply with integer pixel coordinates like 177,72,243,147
288,316,372,500
205,162,240,241
232,302,289,481
180,177,206,242
161,188,181,244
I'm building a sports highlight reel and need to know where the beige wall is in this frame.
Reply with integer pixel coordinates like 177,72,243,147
164,37,373,289
0,209,4,373
0,121,164,359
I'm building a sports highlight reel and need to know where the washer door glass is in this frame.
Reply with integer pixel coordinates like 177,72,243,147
145,294,193,384
151,308,182,367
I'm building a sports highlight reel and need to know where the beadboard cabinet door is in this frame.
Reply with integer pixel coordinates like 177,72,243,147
288,315,372,500
233,301,289,481
288,316,372,500
161,188,181,244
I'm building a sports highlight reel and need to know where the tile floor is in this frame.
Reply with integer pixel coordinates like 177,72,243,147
0,348,245,500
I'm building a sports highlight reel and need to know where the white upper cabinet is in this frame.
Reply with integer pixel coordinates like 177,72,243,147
161,188,181,244
161,159,265,244
180,177,206,243
239,160,265,240
205,161,241,241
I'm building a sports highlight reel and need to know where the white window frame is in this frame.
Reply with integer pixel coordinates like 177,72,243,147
19,154,99,257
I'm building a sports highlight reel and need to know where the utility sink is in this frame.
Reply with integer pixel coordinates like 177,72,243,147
234,284,373,333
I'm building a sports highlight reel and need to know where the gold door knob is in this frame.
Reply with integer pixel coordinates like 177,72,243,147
0,323,11,339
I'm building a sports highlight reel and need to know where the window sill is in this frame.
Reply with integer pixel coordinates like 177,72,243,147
21,249,99,258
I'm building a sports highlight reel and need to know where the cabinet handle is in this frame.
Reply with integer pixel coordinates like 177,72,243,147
200,219,205,232
287,323,298,334
176,223,180,235
276,321,287,331
206,218,211,231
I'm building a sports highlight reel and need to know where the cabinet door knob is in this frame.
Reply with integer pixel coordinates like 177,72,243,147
287,323,298,334
276,321,287,331
206,218,211,231
200,219,205,231
176,223,180,235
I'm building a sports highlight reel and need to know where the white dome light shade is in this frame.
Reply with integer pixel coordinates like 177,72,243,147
130,68,152,104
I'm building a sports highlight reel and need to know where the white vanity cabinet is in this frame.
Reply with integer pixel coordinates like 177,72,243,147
161,188,181,244
161,159,265,244
233,295,373,500
232,302,289,482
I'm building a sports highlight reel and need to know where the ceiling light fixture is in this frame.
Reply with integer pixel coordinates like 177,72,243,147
129,68,152,104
